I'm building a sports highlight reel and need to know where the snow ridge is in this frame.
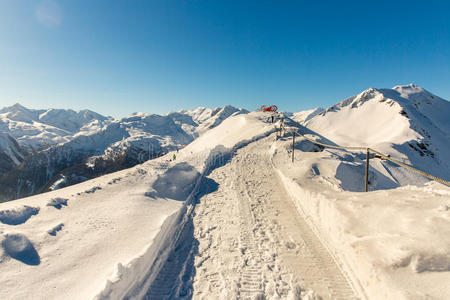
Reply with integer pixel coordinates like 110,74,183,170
301,84,450,187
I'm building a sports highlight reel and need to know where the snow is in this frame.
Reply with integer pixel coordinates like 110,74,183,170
0,103,111,152
46,198,68,209
38,108,108,133
0,163,184,299
0,206,40,225
0,103,248,202
49,176,67,191
291,107,324,124
47,223,64,236
185,136,350,299
174,105,249,136
0,111,275,300
303,84,450,187
0,89,449,299
1,233,40,266
273,143,450,299
306,88,416,146
150,162,200,201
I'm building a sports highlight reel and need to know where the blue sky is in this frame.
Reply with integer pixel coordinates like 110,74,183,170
1,0,449,117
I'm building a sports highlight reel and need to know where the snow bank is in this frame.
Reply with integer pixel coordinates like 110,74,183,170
95,208,186,299
0,111,277,300
0,162,183,300
273,139,450,299
94,111,276,299
150,163,200,201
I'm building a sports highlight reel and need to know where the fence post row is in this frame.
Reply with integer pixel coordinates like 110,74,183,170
289,129,450,191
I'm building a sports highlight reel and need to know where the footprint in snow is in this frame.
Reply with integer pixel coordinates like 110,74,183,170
0,206,40,225
47,198,68,209
1,233,40,265
48,223,64,236
285,240,297,250
107,177,122,184
85,186,102,194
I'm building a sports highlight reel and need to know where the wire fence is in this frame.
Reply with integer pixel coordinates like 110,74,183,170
281,125,450,189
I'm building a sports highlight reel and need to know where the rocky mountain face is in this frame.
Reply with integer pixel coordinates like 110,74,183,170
0,133,27,176
0,104,247,202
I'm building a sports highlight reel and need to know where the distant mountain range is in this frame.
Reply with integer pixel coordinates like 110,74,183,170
1,84,448,201
0,104,248,201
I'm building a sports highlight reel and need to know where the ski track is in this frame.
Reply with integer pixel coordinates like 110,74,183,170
144,136,357,299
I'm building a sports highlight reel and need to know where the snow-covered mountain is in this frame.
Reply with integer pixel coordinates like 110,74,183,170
176,105,249,135
291,107,324,124
0,103,112,152
1,110,448,300
0,104,247,202
298,84,450,188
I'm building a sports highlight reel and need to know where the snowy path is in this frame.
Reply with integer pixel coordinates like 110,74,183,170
144,136,357,299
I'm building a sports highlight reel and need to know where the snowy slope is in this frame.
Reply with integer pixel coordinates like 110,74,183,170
291,107,324,124
301,84,450,187
0,112,275,300
0,109,449,299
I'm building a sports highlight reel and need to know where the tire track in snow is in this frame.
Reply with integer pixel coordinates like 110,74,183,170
235,176,264,299
143,220,195,300
233,151,305,299
144,135,357,299
233,138,357,300
191,167,241,299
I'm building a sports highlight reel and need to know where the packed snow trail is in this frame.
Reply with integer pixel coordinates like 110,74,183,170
144,135,357,299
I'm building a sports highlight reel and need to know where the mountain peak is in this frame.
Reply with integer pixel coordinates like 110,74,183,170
11,102,27,109
392,83,423,92
0,103,42,123
0,103,30,113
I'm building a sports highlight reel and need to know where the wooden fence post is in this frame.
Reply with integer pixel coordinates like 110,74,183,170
292,130,295,163
365,148,369,192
